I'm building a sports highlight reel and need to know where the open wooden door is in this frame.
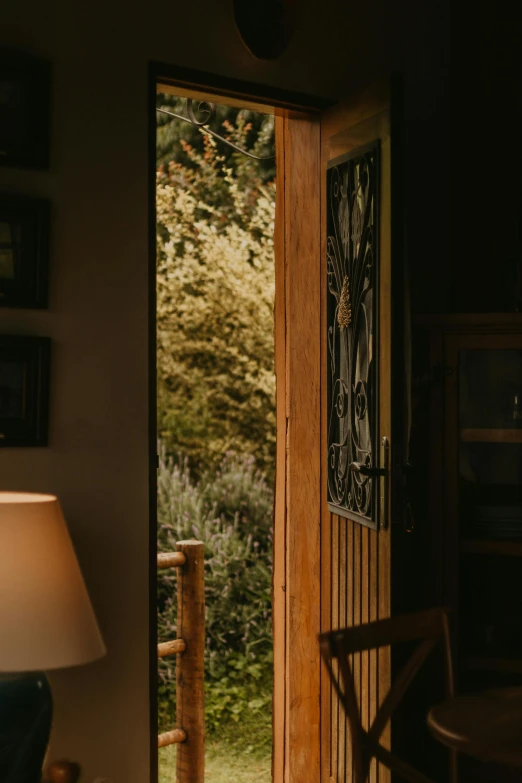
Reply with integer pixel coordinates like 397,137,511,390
273,80,405,783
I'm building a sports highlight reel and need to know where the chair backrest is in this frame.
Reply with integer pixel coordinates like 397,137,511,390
319,606,455,783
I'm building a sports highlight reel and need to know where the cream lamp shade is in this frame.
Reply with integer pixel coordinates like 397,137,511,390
0,492,106,672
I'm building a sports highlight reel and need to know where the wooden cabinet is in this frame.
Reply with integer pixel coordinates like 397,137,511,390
414,314,522,780
418,314,522,689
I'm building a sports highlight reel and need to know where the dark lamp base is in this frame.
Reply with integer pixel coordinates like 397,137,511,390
44,760,81,783
0,671,53,783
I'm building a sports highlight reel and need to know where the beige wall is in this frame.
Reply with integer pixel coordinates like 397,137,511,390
0,0,448,780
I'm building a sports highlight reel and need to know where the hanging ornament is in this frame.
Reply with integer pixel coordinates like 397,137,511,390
338,275,352,329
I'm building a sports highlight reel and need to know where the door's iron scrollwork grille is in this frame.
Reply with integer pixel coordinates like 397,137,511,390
326,142,380,529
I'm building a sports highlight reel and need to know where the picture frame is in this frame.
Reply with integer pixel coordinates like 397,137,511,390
0,336,51,447
0,50,52,169
0,194,50,308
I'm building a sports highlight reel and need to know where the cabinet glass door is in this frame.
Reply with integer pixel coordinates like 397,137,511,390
458,348,522,664
459,349,522,538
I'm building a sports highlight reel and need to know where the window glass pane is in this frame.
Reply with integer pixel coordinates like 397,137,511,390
459,349,522,540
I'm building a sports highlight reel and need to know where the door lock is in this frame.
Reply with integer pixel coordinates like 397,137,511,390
348,437,389,530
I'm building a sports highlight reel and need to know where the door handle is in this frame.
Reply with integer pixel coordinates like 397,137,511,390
348,437,389,530
348,462,386,478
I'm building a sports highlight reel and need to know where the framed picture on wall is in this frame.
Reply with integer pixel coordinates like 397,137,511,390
0,51,52,169
0,336,51,447
0,195,50,308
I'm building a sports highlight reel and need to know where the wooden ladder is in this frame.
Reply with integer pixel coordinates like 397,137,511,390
157,540,205,783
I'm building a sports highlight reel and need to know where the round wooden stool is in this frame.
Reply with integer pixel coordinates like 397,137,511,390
427,688,522,768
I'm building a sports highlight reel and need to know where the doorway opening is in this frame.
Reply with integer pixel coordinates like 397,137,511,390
155,84,277,783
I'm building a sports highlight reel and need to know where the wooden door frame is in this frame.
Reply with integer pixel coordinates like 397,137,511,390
273,113,323,783
148,61,332,783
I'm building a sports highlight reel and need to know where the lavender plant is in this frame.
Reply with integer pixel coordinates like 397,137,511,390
157,443,273,739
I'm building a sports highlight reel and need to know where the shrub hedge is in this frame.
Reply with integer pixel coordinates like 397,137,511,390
157,444,273,741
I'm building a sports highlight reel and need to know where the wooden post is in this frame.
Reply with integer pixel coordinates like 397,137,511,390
176,540,205,783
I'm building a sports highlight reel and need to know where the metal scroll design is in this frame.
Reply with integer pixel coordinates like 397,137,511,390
326,145,379,526
156,100,275,161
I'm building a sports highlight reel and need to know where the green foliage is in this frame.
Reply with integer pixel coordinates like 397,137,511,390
204,651,272,737
156,96,275,748
156,119,276,478
157,445,273,737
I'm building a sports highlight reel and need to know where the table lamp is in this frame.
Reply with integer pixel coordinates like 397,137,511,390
0,492,106,783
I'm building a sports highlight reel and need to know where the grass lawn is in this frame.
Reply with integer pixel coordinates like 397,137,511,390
159,739,271,783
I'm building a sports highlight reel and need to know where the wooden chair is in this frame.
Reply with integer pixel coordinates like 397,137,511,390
319,606,457,783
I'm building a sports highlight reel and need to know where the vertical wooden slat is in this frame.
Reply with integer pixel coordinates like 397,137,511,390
369,528,378,783
331,516,340,780
377,537,391,783
328,515,334,782
346,520,354,783
353,522,361,736
320,489,333,781
338,519,347,782
273,115,287,783
361,526,370,738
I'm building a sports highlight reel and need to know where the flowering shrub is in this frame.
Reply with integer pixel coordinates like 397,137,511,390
156,120,276,478
157,444,273,738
